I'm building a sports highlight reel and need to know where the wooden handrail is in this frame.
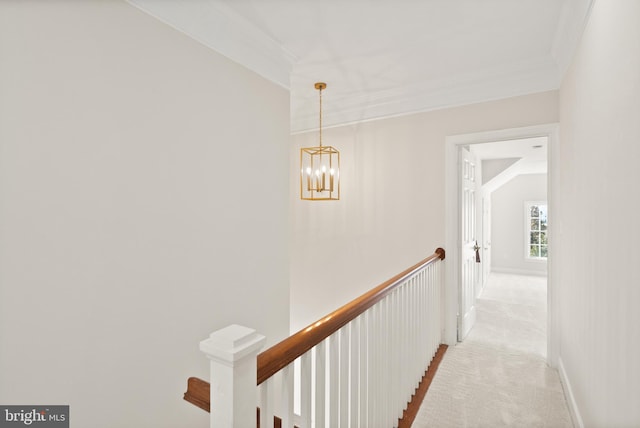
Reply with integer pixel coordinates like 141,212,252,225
184,377,210,412
256,247,445,385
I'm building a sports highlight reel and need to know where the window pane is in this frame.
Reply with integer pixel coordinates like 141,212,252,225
539,205,548,222
526,202,548,259
530,205,539,217
531,218,540,231
530,232,539,244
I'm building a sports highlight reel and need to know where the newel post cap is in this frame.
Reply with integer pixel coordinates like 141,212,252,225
200,324,266,365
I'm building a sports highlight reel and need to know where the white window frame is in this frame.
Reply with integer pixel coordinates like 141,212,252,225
525,201,548,261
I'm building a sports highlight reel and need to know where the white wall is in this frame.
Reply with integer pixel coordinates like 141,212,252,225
491,174,547,276
0,2,290,427
290,91,558,332
557,0,640,425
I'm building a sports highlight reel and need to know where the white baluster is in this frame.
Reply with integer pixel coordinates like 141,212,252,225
425,277,430,361
378,300,385,425
412,277,420,388
381,297,390,426
430,272,435,355
432,265,438,354
367,305,377,424
392,290,402,422
406,283,412,412
375,302,383,424
349,318,359,428
315,340,327,427
395,287,402,416
280,365,294,428
409,279,416,397
300,352,312,428
359,312,368,426
420,271,427,373
428,271,432,348
402,282,410,405
438,264,442,344
329,333,339,427
259,378,274,428
340,327,350,427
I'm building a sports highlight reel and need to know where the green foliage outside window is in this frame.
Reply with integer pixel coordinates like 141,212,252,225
528,203,547,259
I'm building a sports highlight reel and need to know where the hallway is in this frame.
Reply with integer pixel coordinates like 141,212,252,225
413,273,573,427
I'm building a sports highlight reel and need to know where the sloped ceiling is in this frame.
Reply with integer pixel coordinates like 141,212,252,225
128,0,593,133
473,137,549,190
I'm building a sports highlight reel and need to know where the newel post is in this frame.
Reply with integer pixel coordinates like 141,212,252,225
199,324,266,428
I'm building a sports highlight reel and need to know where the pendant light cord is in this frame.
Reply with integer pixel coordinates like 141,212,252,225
319,86,323,148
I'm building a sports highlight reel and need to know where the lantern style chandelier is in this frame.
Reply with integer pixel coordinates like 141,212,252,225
300,82,340,200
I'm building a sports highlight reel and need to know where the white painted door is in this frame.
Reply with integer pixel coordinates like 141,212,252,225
459,147,479,341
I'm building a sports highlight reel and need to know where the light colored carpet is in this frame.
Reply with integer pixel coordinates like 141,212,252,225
412,273,573,427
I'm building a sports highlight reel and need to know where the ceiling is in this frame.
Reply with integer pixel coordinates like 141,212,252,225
128,0,593,133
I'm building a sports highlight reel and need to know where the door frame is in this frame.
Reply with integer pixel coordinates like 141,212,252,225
444,123,560,368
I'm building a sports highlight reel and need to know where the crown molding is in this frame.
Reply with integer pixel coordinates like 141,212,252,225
127,0,296,89
291,56,559,133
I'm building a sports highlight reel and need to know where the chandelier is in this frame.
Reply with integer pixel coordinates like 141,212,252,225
300,82,340,200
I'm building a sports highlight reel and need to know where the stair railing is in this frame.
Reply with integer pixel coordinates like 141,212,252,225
185,247,446,427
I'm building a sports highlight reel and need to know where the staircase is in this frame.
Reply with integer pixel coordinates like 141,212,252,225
184,248,447,427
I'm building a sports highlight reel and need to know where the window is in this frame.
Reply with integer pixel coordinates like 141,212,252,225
526,202,547,259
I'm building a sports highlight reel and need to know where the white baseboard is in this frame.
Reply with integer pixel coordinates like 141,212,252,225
558,356,584,428
491,266,547,277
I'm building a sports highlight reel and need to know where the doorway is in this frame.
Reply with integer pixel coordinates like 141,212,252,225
444,124,559,367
